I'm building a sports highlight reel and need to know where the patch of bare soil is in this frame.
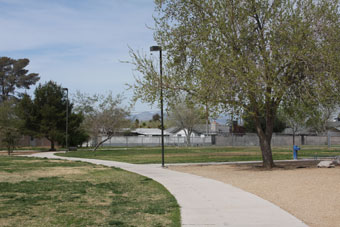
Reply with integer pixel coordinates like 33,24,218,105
0,167,91,183
170,161,340,227
168,152,259,157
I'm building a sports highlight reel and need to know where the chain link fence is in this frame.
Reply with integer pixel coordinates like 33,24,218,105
215,132,340,147
102,136,212,147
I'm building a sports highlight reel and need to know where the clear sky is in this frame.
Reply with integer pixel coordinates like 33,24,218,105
0,0,157,113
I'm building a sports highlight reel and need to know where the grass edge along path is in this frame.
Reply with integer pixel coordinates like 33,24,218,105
0,156,180,227
57,146,340,164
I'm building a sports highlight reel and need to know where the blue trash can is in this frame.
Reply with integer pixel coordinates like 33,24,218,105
293,145,300,160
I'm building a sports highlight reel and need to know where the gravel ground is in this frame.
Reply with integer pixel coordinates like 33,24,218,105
170,162,340,227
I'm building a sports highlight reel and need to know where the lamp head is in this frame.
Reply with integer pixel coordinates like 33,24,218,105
150,46,161,52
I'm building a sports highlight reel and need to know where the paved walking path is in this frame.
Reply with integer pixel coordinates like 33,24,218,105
28,152,307,227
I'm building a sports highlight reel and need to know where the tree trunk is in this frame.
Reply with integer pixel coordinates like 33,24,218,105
186,136,191,146
49,140,56,151
93,136,111,151
254,107,275,169
205,118,209,135
205,103,209,135
258,133,274,168
185,129,192,146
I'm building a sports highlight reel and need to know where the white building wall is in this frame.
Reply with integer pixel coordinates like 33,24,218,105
175,129,199,137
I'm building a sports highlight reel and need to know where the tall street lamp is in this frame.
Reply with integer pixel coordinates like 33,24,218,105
62,88,69,152
150,45,165,167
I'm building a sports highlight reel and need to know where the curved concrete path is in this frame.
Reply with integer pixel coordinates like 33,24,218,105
28,152,307,227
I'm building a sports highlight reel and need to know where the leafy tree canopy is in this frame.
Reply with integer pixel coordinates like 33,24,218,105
0,57,39,102
129,0,340,168
19,81,86,150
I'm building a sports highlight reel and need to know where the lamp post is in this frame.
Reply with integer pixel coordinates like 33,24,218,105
62,88,69,152
150,45,165,167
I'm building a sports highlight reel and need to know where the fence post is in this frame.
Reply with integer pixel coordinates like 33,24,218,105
211,135,216,145
301,135,305,145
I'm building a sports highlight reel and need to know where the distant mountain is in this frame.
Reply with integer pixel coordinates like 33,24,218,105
131,111,161,121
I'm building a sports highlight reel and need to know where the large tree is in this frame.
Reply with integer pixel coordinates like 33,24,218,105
73,92,130,151
130,0,340,168
0,57,39,102
19,81,84,151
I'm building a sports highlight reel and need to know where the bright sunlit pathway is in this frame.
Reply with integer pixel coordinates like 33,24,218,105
28,152,307,227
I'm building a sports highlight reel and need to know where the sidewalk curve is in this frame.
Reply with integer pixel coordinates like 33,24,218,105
28,152,307,227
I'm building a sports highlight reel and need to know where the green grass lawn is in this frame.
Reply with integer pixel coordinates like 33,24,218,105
57,146,340,164
0,156,180,227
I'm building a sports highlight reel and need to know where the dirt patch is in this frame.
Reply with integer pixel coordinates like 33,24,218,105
170,161,340,227
0,167,91,183
167,152,259,157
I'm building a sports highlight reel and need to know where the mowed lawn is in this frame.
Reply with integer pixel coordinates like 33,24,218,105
57,146,340,164
0,156,180,227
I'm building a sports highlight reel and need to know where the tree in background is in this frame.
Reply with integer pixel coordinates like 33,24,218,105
305,103,337,134
19,81,86,151
167,100,205,145
0,57,39,102
134,119,140,128
0,100,22,155
130,0,340,168
280,99,310,147
73,92,130,151
67,113,89,147
152,113,160,122
280,93,338,148
148,114,161,128
134,114,163,129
